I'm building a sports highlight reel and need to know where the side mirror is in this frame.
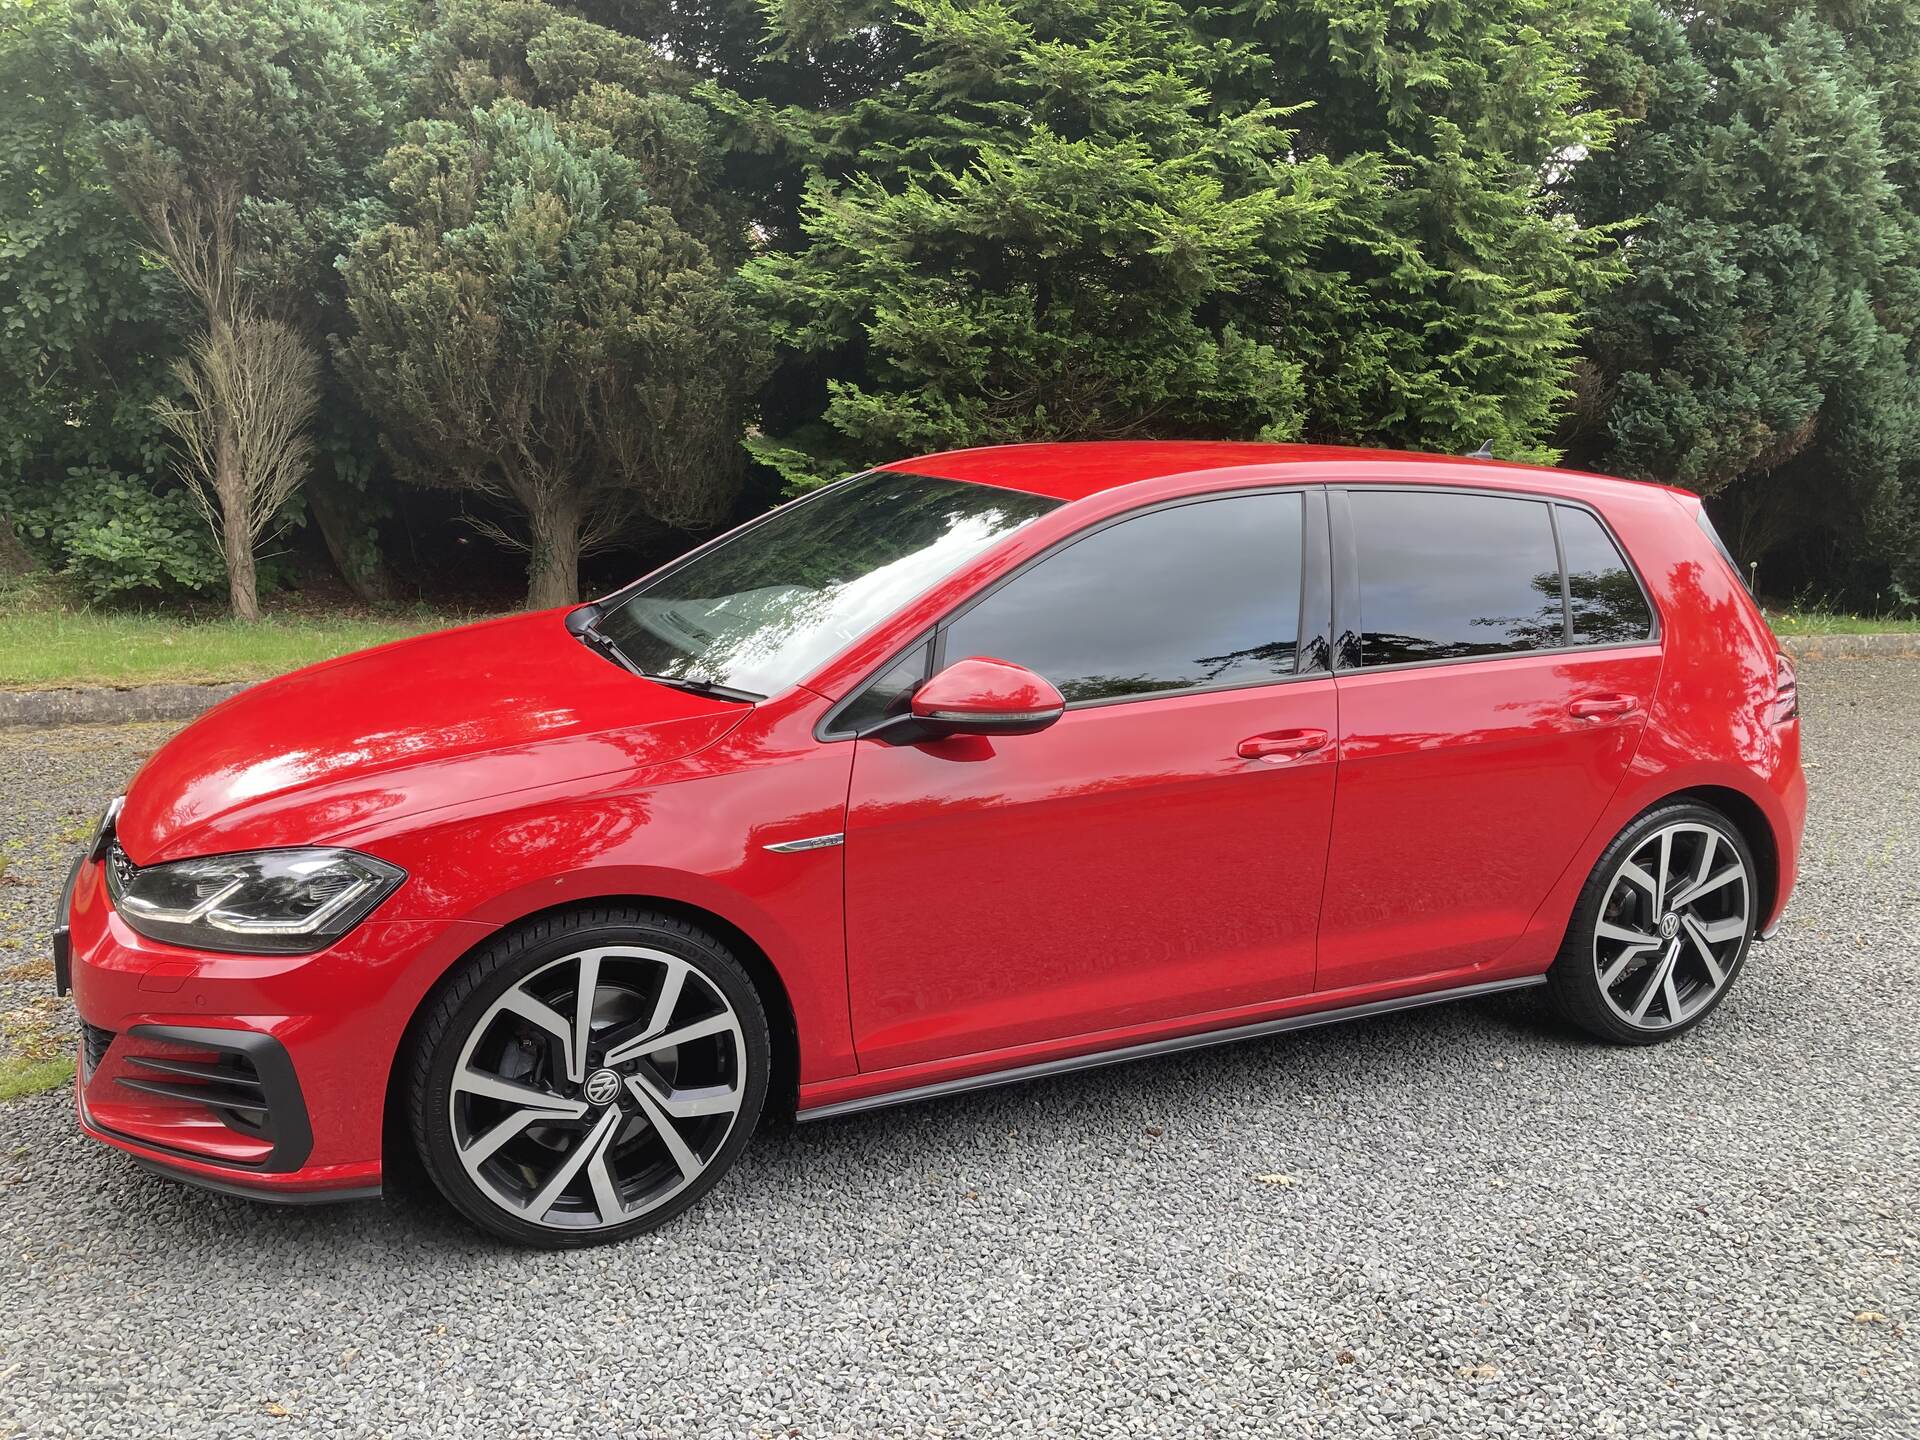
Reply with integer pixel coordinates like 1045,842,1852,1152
865,657,1065,743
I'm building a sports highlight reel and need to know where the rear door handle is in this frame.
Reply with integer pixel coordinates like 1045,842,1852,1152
1568,695,1638,720
1237,728,1330,762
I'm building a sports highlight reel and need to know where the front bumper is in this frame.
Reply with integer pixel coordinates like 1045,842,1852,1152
61,855,480,1202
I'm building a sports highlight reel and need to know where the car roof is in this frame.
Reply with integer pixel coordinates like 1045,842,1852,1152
877,440,1684,505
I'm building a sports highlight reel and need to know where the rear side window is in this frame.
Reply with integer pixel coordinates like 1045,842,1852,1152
1557,506,1654,644
1694,506,1752,592
941,492,1305,704
1349,491,1563,664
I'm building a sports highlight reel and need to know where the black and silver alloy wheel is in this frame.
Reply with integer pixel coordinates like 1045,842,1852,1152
1592,821,1749,1031
1550,803,1757,1044
410,909,770,1247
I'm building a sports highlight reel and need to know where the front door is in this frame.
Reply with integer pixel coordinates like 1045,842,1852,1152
842,489,1338,1073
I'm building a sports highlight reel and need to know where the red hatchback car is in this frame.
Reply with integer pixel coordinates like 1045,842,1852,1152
57,442,1805,1245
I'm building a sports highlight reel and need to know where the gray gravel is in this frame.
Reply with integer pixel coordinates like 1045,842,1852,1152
1,665,1915,1439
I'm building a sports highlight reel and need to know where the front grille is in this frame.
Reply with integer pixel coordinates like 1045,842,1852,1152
119,1047,270,1134
81,1022,115,1075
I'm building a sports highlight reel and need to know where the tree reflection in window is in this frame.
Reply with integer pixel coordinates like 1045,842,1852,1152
599,472,1059,696
1352,491,1562,665
1557,506,1654,644
942,493,1304,703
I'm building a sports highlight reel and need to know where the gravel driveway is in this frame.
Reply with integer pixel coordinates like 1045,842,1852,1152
1,663,1914,1439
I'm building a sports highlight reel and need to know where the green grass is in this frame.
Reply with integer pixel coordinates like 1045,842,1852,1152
0,584,480,689
1765,607,1920,636
0,1055,74,1102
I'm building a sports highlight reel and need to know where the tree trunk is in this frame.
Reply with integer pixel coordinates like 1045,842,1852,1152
224,500,259,621
307,471,397,605
525,490,583,610
216,423,260,622
0,513,37,578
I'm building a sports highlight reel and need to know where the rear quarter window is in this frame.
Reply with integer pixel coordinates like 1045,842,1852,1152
1557,506,1655,644
1694,506,1752,593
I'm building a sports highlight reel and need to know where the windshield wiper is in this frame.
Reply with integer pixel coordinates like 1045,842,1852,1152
640,672,764,704
568,603,762,703
566,603,642,675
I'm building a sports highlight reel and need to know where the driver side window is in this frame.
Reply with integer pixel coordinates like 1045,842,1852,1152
939,492,1305,705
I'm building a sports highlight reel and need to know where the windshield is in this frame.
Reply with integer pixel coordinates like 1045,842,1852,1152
595,471,1060,697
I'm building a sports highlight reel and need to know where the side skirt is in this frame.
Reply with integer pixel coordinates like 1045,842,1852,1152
798,974,1548,1123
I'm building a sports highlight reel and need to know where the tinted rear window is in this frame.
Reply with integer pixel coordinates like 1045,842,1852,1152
1694,506,1751,592
1350,491,1563,665
1558,506,1654,644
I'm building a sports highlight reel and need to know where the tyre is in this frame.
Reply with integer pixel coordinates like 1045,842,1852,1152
407,906,770,1247
1548,802,1758,1045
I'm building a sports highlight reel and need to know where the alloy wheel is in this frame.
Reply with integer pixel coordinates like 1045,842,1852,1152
1591,821,1751,1032
447,946,748,1231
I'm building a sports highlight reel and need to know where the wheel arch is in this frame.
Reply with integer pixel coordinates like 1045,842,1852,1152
381,893,805,1180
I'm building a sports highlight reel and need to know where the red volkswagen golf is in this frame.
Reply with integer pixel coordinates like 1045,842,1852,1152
56,443,1804,1245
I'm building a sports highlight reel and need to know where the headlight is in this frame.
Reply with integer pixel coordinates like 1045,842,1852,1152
104,846,405,954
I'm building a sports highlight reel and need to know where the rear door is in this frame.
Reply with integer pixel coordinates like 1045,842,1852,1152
841,488,1339,1072
1315,487,1662,992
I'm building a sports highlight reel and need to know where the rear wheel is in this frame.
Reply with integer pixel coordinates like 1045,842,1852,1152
1549,803,1757,1044
407,907,769,1247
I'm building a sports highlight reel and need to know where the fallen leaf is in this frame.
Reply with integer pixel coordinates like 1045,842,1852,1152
1335,1350,1355,1365
1855,1311,1888,1325
1144,1125,1163,1137
263,1401,290,1417
1255,1172,1297,1187
1455,1364,1499,1380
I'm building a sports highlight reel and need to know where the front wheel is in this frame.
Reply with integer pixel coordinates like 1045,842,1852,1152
407,907,770,1247
1549,803,1758,1045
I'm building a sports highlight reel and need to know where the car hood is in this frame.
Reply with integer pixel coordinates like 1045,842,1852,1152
117,609,748,864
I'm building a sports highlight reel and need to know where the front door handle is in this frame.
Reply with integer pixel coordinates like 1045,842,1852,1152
1568,694,1639,720
1237,728,1330,762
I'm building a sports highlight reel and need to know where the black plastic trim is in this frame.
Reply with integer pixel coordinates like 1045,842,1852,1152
1299,486,1333,676
1327,486,1361,670
51,855,81,997
799,975,1548,1122
815,629,936,742
114,1024,314,1172
127,1156,379,1206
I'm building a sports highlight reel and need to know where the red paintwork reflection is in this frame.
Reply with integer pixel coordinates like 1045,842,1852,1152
1317,648,1662,989
65,442,1803,1197
845,682,1338,1069
117,609,745,864
912,655,1065,721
